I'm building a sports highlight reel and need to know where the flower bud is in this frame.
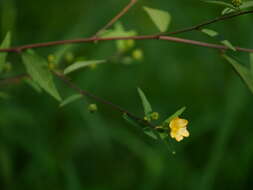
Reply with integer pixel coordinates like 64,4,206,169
88,104,98,113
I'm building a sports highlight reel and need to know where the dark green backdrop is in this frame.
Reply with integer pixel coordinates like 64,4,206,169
0,0,253,189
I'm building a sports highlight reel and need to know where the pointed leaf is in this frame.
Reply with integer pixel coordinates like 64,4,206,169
221,40,236,51
22,50,62,101
60,94,83,107
163,106,186,126
223,54,253,94
0,32,11,73
137,88,152,116
64,60,106,75
201,28,218,37
201,28,236,51
143,6,171,32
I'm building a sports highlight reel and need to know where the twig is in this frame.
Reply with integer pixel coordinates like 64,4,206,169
54,71,155,128
94,0,137,37
166,10,253,35
0,74,28,87
0,35,252,53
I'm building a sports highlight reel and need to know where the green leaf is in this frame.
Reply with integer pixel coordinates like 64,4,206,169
137,88,152,116
163,106,186,126
64,60,106,75
204,1,237,9
60,94,83,107
221,40,236,51
223,54,253,94
201,28,218,37
222,1,253,14
22,50,62,101
143,6,171,32
0,32,11,73
201,28,236,51
100,22,137,38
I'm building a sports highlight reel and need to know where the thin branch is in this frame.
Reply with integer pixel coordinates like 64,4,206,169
54,71,155,128
0,35,252,53
94,0,137,37
166,10,253,35
0,74,28,87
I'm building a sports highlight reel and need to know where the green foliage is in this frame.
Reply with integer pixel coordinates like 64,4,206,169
22,50,62,101
60,94,83,107
143,6,171,32
137,88,153,117
201,28,236,51
1,1,253,190
222,1,253,14
100,22,137,52
0,32,11,73
64,60,106,75
223,54,253,94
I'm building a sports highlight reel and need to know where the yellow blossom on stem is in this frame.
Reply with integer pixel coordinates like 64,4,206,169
169,117,189,142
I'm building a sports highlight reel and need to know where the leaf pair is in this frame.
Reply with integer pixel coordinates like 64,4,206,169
201,28,236,51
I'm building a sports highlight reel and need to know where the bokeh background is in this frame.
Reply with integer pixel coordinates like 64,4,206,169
1,0,253,189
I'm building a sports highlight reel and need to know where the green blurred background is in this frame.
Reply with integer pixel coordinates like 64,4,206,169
1,0,253,189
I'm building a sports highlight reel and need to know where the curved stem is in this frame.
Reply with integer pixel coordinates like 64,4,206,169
54,71,155,128
0,35,252,53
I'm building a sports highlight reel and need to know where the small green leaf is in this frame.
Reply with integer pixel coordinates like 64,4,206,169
163,106,186,126
137,88,152,117
223,54,253,94
143,6,171,32
221,40,236,51
64,60,106,75
201,28,218,37
60,94,83,107
204,1,237,9
0,32,11,73
22,50,62,101
100,22,137,38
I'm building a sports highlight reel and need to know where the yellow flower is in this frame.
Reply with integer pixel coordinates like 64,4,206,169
169,117,189,142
